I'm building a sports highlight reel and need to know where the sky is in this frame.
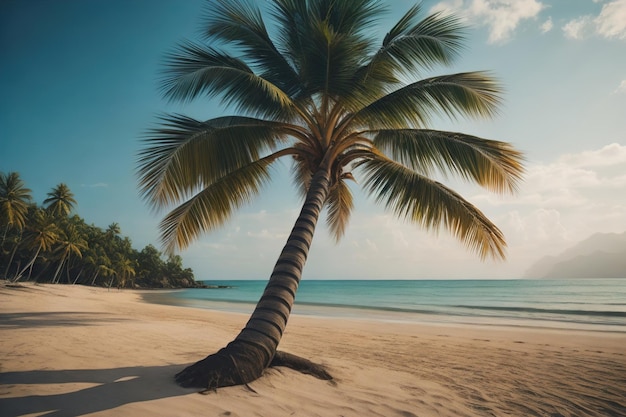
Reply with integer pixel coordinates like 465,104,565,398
1,0,625,280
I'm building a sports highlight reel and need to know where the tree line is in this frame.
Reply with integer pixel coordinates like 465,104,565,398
0,172,203,288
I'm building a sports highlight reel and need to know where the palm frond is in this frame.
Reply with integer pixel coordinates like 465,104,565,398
384,2,423,43
161,41,295,119
137,114,289,208
325,178,354,241
25,209,60,252
44,183,77,217
272,0,383,99
202,0,302,96
360,157,507,260
273,0,384,56
311,0,386,35
268,0,309,73
374,129,524,193
140,0,525,259
355,72,502,129
343,5,466,111
291,158,313,199
296,20,372,99
0,172,32,229
380,6,465,74
289,139,324,198
159,157,275,253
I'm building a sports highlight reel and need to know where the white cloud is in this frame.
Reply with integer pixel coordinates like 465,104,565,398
558,143,626,168
541,16,553,33
595,0,626,39
364,238,379,252
563,0,626,40
246,229,282,239
517,145,626,214
471,143,626,209
432,0,545,43
613,80,626,94
431,0,464,13
431,1,625,45
81,182,108,188
472,0,545,43
205,242,237,252
563,16,592,39
517,208,569,242
483,144,626,269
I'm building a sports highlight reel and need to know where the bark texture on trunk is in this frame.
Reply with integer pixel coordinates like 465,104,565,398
175,168,333,389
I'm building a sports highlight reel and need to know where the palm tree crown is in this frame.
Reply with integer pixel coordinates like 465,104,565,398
51,223,88,284
139,0,523,260
44,183,77,218
0,172,32,231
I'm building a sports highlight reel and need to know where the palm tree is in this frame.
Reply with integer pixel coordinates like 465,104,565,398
92,262,115,286
0,172,32,278
138,0,524,388
44,183,77,218
13,209,60,282
0,172,32,239
50,224,88,284
112,256,136,289
82,237,112,286
105,222,121,238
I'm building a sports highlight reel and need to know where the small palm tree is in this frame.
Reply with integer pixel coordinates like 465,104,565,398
112,257,136,289
138,0,524,388
105,222,121,238
50,224,88,284
85,231,115,286
93,263,115,286
1,172,32,278
83,240,113,286
13,209,60,282
0,172,32,244
44,183,77,218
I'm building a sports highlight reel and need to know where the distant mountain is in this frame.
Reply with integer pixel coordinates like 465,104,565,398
524,232,626,278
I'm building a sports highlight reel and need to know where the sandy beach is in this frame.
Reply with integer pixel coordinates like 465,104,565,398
1,282,625,417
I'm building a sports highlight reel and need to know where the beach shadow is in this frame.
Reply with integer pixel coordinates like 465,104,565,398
0,312,127,328
0,364,195,417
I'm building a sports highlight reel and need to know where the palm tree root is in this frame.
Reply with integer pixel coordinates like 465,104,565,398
175,341,333,390
271,351,333,380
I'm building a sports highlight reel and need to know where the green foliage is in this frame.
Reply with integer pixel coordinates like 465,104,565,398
44,183,77,218
0,172,32,232
138,0,525,260
0,177,200,288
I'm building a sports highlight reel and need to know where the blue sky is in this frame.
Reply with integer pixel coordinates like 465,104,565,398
2,0,625,280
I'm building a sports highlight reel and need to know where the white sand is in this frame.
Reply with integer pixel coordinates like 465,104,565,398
1,282,625,417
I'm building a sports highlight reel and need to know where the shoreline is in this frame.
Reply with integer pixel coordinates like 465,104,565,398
2,282,625,416
140,287,626,334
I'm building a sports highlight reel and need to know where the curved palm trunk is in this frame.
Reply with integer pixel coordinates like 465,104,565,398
90,269,100,286
175,168,332,389
72,268,84,285
51,255,66,284
3,232,22,279
64,254,74,284
1,224,9,248
12,245,42,283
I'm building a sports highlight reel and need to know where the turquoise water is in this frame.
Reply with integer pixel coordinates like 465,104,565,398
142,279,626,331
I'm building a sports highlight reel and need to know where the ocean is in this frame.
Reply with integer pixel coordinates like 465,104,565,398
142,279,626,332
